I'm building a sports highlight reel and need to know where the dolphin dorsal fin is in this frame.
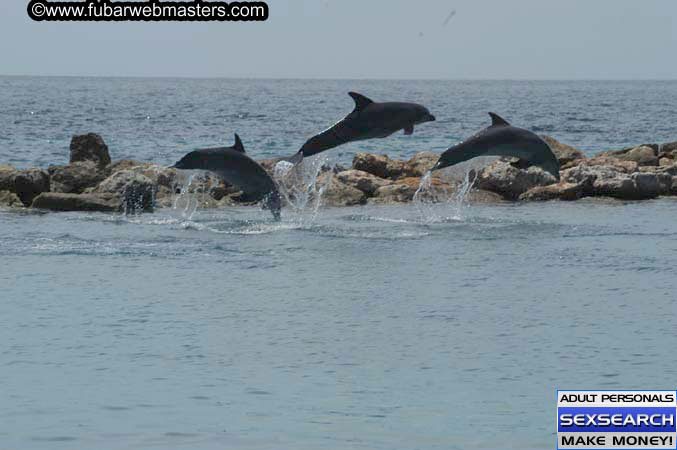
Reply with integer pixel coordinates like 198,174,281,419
348,92,374,111
233,133,245,153
488,112,510,127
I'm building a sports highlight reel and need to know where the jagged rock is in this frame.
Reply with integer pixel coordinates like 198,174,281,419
562,164,660,200
49,161,109,194
352,153,409,179
12,169,50,206
541,135,586,167
0,166,50,206
0,190,23,208
370,176,454,204
108,159,153,173
476,160,557,200
582,156,638,173
32,193,121,212
615,145,658,166
95,170,155,213
319,173,366,206
336,169,392,196
69,133,111,167
659,157,673,166
0,165,16,191
405,152,440,177
519,182,589,201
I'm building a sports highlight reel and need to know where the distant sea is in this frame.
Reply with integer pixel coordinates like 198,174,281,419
1,77,676,167
1,77,676,450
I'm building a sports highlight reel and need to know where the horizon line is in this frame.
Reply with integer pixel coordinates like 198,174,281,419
1,74,677,82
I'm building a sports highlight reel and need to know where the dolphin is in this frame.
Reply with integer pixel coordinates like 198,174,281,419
293,92,436,160
172,134,282,220
432,113,560,180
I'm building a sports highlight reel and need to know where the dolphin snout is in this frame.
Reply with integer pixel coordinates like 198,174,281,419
426,113,436,122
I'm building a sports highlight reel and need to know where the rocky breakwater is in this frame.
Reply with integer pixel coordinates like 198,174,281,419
2,134,677,213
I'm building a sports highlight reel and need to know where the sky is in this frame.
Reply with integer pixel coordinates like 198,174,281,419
1,0,676,79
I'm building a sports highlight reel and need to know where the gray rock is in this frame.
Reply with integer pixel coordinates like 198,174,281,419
476,160,558,200
32,192,121,212
70,133,111,167
12,169,50,206
49,161,109,194
519,182,588,201
0,190,23,208
95,170,155,213
616,145,658,166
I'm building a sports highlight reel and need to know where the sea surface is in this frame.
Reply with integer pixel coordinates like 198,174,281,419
1,78,676,450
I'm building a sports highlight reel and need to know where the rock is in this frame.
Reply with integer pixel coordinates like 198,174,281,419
616,145,658,166
319,174,366,207
465,190,505,204
583,156,638,173
49,161,109,194
519,182,589,201
405,152,440,177
95,170,155,213
563,164,660,200
541,135,586,167
108,159,153,173
70,133,111,167
659,141,677,153
31,193,121,212
0,190,23,208
352,153,409,179
476,160,558,200
659,157,673,166
336,170,392,196
370,176,454,204
0,165,16,191
12,169,50,206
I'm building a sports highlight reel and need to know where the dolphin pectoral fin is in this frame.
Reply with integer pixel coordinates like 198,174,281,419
404,125,414,135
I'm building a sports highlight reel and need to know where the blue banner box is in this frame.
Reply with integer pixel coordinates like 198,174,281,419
558,408,676,433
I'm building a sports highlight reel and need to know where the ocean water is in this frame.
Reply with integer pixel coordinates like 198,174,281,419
1,77,677,168
1,78,677,450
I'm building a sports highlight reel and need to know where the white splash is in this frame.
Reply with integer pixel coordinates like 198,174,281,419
273,155,330,224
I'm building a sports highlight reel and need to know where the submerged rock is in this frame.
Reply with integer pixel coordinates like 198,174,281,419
476,160,558,200
70,133,111,167
32,192,121,212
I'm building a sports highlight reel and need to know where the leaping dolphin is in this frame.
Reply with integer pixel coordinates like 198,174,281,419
432,113,560,180
294,92,436,160
172,134,282,220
